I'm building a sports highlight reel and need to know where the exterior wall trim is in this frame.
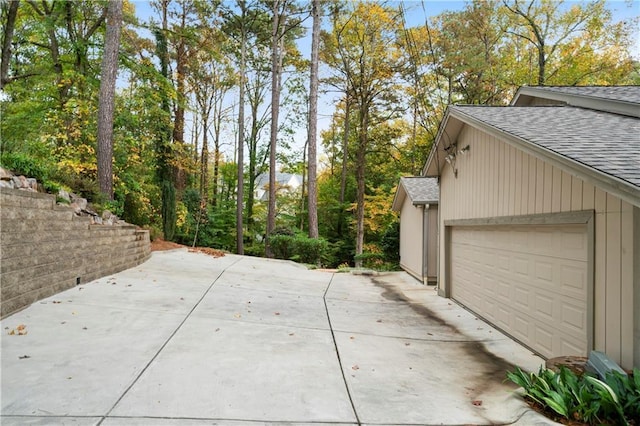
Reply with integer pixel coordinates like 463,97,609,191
635,206,640,368
422,205,428,284
444,210,594,227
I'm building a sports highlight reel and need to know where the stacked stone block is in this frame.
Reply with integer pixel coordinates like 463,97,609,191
0,187,151,318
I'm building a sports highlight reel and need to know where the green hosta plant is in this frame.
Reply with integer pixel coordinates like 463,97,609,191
507,366,636,425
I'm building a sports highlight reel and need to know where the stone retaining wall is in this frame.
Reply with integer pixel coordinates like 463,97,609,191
0,187,151,318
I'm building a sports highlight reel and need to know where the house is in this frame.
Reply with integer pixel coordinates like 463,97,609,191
423,86,640,370
254,172,302,202
391,177,439,284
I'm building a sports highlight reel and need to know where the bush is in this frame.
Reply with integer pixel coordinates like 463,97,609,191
291,236,329,265
507,366,639,425
268,233,330,266
381,220,400,264
0,152,51,182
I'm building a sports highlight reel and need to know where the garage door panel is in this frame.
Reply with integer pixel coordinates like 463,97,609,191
451,224,589,359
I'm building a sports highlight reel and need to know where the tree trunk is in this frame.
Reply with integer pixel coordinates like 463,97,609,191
200,117,209,199
1,0,19,88
354,104,368,268
307,0,320,239
336,93,350,237
236,0,247,255
266,0,282,257
96,0,123,200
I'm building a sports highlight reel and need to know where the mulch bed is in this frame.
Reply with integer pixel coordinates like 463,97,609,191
150,238,225,258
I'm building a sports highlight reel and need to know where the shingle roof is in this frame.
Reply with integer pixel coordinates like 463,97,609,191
532,86,640,104
400,177,439,204
255,172,301,189
453,105,640,188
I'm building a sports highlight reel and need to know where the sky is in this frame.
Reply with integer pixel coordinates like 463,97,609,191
129,0,640,162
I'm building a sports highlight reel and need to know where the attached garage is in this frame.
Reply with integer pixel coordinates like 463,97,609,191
449,222,589,359
423,86,640,369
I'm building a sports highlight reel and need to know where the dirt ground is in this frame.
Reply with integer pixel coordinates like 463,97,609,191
150,238,225,258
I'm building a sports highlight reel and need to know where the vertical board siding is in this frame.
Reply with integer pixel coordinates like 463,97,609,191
621,201,634,368
605,194,622,362
438,126,636,368
399,195,424,280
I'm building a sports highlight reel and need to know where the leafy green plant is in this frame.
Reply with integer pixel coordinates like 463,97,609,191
507,366,638,425
604,369,640,422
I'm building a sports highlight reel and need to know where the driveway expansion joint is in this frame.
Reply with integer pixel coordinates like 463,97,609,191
323,273,362,426
96,255,244,425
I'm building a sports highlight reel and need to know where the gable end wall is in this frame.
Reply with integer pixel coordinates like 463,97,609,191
437,126,638,369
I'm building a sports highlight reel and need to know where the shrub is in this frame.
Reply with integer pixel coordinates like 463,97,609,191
507,366,639,425
268,233,330,266
291,235,329,265
269,234,294,260
0,152,51,183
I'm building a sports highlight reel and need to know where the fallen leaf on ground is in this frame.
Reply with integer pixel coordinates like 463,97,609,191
8,325,28,335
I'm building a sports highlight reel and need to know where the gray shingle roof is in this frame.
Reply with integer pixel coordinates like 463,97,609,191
400,177,439,204
453,105,640,188
533,86,640,104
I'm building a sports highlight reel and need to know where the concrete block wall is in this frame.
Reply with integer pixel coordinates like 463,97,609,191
0,187,151,318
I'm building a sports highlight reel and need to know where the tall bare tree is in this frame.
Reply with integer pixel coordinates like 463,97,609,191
96,0,123,200
1,0,20,88
266,0,285,257
236,0,248,255
306,0,320,239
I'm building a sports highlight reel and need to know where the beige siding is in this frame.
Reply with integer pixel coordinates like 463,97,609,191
427,205,438,282
438,126,638,369
399,195,424,281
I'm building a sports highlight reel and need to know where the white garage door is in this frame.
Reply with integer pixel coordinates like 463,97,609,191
451,224,589,359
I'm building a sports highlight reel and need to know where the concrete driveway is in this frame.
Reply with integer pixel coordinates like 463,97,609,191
1,250,553,425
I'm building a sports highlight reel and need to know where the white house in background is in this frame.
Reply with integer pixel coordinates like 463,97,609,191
254,172,303,201
423,85,640,369
391,177,439,285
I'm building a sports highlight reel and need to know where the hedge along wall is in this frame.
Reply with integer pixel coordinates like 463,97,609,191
0,187,151,318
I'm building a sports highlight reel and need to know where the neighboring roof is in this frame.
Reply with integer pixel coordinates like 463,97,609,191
392,177,439,212
255,172,301,189
512,86,640,118
424,104,640,207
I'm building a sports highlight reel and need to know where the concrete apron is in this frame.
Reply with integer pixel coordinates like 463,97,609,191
1,250,551,425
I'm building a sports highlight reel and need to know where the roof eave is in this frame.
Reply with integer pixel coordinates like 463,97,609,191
512,86,640,118
391,182,406,212
422,108,465,177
